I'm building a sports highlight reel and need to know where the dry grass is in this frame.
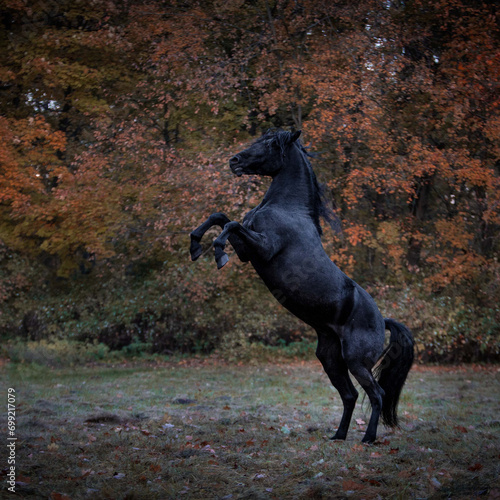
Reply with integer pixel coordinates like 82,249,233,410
2,359,499,499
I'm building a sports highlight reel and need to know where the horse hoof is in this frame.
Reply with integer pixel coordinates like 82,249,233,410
361,435,376,444
190,240,203,261
216,253,229,269
330,433,346,441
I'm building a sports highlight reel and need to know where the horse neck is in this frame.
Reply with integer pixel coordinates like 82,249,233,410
265,145,317,216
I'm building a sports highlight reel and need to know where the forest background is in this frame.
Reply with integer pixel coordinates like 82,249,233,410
0,0,499,363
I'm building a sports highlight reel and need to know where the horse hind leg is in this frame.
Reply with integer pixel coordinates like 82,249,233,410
342,342,385,444
316,333,359,441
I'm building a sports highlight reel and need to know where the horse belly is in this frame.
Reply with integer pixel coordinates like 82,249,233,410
254,257,348,327
254,252,384,338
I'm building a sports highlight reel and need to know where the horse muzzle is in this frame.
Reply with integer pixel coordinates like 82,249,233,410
229,155,243,176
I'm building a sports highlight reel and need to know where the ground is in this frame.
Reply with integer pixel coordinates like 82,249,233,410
1,359,499,499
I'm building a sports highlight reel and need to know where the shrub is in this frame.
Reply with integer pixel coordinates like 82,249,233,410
373,285,500,363
3,339,111,368
2,253,498,363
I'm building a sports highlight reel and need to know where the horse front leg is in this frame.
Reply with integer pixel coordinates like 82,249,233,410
191,214,251,264
190,213,231,261
213,221,279,269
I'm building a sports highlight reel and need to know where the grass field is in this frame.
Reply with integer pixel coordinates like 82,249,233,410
2,358,499,499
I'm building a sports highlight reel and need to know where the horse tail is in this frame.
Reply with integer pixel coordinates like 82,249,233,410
374,318,415,427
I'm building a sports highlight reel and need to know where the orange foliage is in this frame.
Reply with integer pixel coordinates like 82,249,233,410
0,0,498,297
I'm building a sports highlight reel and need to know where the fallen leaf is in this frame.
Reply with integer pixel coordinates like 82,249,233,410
342,479,365,491
202,444,216,454
398,470,414,478
50,493,71,500
468,463,483,471
430,477,442,488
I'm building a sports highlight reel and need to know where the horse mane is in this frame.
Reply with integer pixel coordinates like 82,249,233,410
255,129,339,236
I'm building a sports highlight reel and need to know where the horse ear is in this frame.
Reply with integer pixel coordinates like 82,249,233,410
290,130,302,143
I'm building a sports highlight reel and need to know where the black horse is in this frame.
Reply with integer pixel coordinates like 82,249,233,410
190,130,414,443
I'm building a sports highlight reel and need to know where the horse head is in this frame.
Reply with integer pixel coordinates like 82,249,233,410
229,130,301,177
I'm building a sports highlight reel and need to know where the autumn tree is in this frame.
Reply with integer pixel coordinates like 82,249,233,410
0,0,498,359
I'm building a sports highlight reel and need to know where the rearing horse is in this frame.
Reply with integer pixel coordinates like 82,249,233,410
190,130,414,443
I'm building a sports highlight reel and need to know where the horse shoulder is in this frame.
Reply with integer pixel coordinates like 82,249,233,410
242,206,260,228
250,206,306,232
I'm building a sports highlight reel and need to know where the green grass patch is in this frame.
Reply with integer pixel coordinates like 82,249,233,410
2,360,499,499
